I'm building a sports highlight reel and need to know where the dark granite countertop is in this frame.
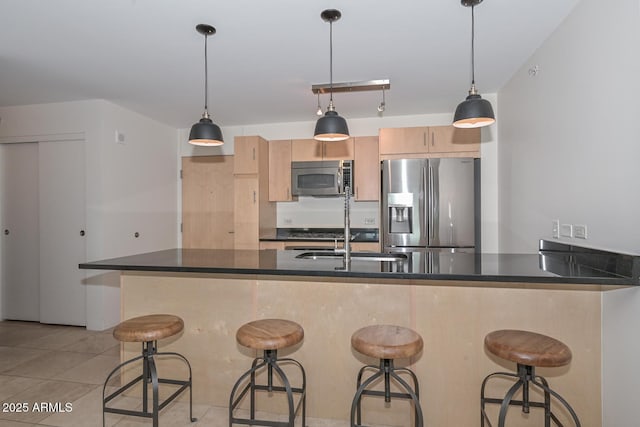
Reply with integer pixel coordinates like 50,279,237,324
79,242,638,287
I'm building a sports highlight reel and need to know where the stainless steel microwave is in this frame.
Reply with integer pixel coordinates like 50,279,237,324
291,160,353,197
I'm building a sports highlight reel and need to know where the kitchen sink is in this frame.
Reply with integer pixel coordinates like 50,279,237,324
295,251,408,262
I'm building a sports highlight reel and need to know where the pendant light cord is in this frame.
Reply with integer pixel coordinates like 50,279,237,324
329,19,334,104
471,5,476,86
203,34,209,114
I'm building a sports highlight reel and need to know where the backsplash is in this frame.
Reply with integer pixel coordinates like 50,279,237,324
276,196,379,228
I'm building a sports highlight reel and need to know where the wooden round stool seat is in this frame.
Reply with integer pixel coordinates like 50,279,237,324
484,329,572,368
351,325,423,360
236,319,304,350
113,314,184,343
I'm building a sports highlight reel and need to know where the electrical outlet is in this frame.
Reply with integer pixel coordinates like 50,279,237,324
560,223,573,238
283,218,292,225
574,224,587,239
552,219,560,239
115,130,125,144
364,217,376,225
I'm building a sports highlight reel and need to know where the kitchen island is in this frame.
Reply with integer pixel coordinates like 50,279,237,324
80,243,637,427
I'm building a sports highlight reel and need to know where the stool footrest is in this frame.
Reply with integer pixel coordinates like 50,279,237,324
102,344,195,427
358,388,415,401
104,377,191,414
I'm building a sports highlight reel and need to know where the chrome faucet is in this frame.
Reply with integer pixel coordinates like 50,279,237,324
334,185,352,264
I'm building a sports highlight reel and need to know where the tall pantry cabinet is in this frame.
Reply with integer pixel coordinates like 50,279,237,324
233,136,276,249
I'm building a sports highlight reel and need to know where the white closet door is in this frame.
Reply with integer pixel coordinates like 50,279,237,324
38,140,86,326
0,143,40,321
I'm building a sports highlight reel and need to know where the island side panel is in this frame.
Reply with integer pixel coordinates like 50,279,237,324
120,272,602,426
412,284,601,427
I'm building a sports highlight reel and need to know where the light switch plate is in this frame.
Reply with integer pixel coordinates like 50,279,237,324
552,219,560,239
560,223,573,237
574,224,587,239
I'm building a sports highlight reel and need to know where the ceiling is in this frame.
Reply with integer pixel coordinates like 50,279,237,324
0,0,579,129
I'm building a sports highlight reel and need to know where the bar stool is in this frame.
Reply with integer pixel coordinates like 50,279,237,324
102,314,195,427
229,319,306,427
350,324,424,427
481,329,581,426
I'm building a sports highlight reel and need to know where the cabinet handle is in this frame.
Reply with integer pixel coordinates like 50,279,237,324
287,187,290,199
355,187,359,199
80,230,85,237
423,133,426,146
3,229,9,236
253,190,256,203
134,232,140,238
431,131,435,146
252,147,256,161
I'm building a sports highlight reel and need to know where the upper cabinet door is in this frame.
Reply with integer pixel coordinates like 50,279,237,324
323,138,354,160
429,126,480,153
291,139,323,161
291,138,354,161
353,136,380,201
379,127,429,155
269,139,294,201
234,136,260,174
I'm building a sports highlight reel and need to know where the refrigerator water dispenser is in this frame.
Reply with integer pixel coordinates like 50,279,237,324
388,192,413,233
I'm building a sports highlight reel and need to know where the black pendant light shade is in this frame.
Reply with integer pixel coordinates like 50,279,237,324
453,92,495,128
314,110,349,142
189,24,224,146
189,117,224,146
314,9,350,142
453,0,495,129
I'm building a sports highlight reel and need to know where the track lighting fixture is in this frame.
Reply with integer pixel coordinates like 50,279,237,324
378,88,386,113
316,93,323,116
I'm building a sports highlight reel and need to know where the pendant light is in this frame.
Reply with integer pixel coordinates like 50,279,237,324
453,0,495,129
189,24,224,146
314,9,349,142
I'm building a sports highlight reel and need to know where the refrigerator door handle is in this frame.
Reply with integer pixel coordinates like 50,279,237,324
422,165,430,246
429,164,439,246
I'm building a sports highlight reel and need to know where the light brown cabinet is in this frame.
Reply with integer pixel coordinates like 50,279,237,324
234,136,276,249
429,126,480,153
268,139,295,202
291,138,354,161
379,126,480,156
353,136,380,201
234,135,269,175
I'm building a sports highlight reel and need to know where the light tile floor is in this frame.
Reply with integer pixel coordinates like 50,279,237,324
0,321,357,427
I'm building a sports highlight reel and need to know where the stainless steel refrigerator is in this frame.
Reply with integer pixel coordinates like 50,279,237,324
382,158,480,252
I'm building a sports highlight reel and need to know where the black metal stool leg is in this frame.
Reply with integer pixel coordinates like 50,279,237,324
480,371,518,427
102,340,195,426
229,350,306,427
392,366,423,427
481,364,581,427
532,377,582,427
350,359,423,427
350,367,383,427
354,365,377,426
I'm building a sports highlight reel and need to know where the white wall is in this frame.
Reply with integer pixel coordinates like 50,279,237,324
177,105,500,251
497,0,640,424
0,99,179,330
